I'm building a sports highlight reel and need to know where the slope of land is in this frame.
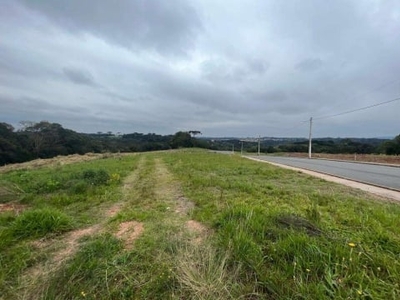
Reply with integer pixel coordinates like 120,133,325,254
1,150,400,299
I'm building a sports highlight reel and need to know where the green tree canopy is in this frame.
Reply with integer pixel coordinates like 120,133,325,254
170,131,193,149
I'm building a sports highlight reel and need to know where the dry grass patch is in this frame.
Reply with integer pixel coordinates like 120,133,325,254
175,243,240,300
175,195,195,215
0,152,134,174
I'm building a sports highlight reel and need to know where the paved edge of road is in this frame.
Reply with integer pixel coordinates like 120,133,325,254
312,157,400,168
245,156,400,202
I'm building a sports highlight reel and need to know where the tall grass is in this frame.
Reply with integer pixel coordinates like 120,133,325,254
11,208,73,239
175,242,241,300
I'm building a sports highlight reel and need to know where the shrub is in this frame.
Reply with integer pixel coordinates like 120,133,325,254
67,180,88,195
11,208,73,239
82,169,110,185
33,178,62,193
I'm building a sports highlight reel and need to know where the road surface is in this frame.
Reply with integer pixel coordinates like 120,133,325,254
249,156,400,191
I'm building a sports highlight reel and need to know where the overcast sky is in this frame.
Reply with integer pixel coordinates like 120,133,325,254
1,0,399,137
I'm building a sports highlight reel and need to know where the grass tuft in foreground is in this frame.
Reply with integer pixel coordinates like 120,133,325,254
12,207,74,239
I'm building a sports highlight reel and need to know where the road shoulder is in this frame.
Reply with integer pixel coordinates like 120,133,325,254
246,156,400,202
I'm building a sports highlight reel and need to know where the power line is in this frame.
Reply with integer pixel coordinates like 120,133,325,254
313,96,400,121
342,78,400,104
305,96,400,158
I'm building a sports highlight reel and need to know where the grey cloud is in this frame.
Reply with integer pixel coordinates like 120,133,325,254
295,58,323,72
63,67,96,86
263,1,370,51
247,59,270,74
0,94,89,114
2,0,400,138
16,0,202,56
0,45,59,80
102,91,135,103
201,59,247,83
0,94,91,129
246,89,287,104
200,58,269,84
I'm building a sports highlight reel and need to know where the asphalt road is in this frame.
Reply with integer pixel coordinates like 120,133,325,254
249,156,400,191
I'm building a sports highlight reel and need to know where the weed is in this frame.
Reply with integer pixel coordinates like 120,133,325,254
306,201,322,223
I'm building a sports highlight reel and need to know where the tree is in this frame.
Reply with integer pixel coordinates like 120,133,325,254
189,130,202,137
18,121,66,157
381,134,400,155
170,131,193,149
0,123,33,165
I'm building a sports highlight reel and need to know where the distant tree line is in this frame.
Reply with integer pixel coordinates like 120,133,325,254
0,121,206,165
204,136,400,155
1,121,399,166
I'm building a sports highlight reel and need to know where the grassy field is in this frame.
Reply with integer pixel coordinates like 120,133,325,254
1,150,400,299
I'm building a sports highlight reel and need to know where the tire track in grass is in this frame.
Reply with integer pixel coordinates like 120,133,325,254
154,158,209,243
17,156,146,299
153,158,238,299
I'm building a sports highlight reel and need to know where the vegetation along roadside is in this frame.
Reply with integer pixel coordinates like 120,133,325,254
1,149,400,299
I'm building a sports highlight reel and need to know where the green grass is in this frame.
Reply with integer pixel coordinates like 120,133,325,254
162,150,400,299
42,155,181,299
11,207,74,239
0,154,140,298
1,150,400,299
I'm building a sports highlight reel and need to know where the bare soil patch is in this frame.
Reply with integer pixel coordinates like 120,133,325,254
115,221,144,250
186,220,207,233
0,203,26,214
52,225,101,266
106,203,124,218
186,220,209,245
25,224,101,289
175,196,195,215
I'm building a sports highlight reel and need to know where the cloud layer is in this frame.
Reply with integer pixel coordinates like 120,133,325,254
1,0,400,137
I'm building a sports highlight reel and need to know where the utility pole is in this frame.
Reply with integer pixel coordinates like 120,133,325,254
241,141,243,156
232,144,234,154
258,135,261,156
308,117,313,159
